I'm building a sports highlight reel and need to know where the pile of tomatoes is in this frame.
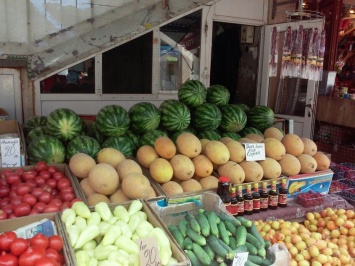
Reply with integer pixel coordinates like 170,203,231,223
0,162,82,220
0,231,64,266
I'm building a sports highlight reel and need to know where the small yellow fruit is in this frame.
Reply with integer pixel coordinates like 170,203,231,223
309,245,320,258
295,241,307,252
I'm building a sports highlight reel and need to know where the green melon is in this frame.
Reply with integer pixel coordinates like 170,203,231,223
219,104,247,133
65,135,101,161
159,99,191,132
192,103,222,131
27,135,66,164
247,105,275,132
102,136,134,157
128,102,161,134
206,85,230,106
239,127,263,137
198,130,221,141
26,126,48,146
23,116,48,135
178,80,207,108
140,130,168,147
220,131,241,141
96,105,130,137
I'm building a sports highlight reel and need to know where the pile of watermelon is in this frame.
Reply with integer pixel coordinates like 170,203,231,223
24,80,274,165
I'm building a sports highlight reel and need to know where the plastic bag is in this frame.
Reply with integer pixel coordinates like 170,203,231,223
269,243,291,266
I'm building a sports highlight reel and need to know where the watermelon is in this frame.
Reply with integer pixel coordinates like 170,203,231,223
192,103,222,131
46,108,82,142
159,99,191,132
140,130,168,146
83,122,106,144
247,105,275,132
198,130,221,141
122,130,140,153
235,103,250,115
96,105,130,137
102,136,134,157
26,126,48,146
206,85,230,106
220,131,241,141
178,80,207,108
239,127,263,137
219,104,247,133
23,116,48,135
65,135,101,161
129,102,161,134
27,135,65,164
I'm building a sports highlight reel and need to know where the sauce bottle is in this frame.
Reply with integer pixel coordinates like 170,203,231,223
252,182,260,213
268,180,278,210
217,176,231,212
237,185,244,216
229,185,238,217
244,184,253,215
278,178,288,208
260,181,269,211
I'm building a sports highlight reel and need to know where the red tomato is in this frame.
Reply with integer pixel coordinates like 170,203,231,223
25,179,37,189
45,248,59,262
31,188,43,199
56,178,70,190
10,196,22,206
0,209,7,220
39,171,51,180
29,208,40,215
51,172,64,181
42,205,60,214
30,234,49,250
50,189,59,198
35,161,48,172
70,198,82,206
48,199,62,208
2,205,14,215
42,185,53,194
14,168,24,177
47,236,63,252
60,192,75,203
0,179,7,187
0,232,17,251
45,179,57,189
1,169,13,178
0,253,18,266
10,237,29,256
56,253,64,265
34,257,59,266
0,186,10,198
58,187,73,194
0,198,10,207
38,192,51,204
16,183,31,196
35,177,46,187
60,202,71,211
8,190,18,199
19,246,46,266
47,166,58,175
22,194,37,206
8,213,17,219
33,202,46,213
5,173,20,185
13,203,31,217
22,171,37,181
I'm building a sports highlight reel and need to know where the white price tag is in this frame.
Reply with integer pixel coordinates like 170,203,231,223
137,237,161,266
1,138,21,167
232,252,249,266
244,143,265,161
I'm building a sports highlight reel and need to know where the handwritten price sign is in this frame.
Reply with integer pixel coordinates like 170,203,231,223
244,143,265,161
137,237,161,266
232,252,249,266
0,138,21,167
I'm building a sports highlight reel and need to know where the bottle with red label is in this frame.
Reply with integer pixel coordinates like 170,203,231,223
260,181,269,211
268,180,278,210
217,176,231,212
278,178,288,208
244,184,253,215
252,182,261,213
229,185,238,217
237,185,244,216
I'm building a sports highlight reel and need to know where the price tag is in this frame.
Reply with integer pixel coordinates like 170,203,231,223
0,138,21,167
232,252,249,266
137,237,161,266
244,143,265,161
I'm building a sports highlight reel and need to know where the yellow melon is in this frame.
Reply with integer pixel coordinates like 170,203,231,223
87,193,111,206
225,140,246,163
180,179,203,192
263,127,284,141
263,138,286,161
297,154,317,174
97,148,125,168
301,138,318,156
109,188,130,203
192,155,213,178
217,161,245,184
80,178,96,197
239,161,264,182
200,138,210,155
154,136,176,159
245,133,264,143
148,186,157,198
170,154,195,181
313,152,330,171
176,132,201,158
161,181,184,196
88,163,120,195
121,172,151,199
204,140,230,165
136,145,159,169
258,157,282,179
238,138,257,143
278,154,301,176
281,133,304,156
116,159,142,181
69,153,96,179
199,175,219,190
149,158,173,183
220,137,234,144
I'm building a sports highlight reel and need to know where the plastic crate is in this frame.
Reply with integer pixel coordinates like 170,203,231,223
296,191,325,208
329,180,353,193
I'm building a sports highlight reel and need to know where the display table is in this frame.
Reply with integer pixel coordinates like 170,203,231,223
245,194,354,222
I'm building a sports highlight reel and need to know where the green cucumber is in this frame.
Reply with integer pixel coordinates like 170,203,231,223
207,235,228,258
229,236,237,250
261,258,273,266
186,225,206,246
185,250,202,266
168,225,184,248
218,213,241,227
218,221,230,245
189,218,201,234
210,260,220,266
248,254,264,265
206,211,219,237
192,242,212,265
264,240,271,249
247,223,265,247
178,219,189,237
246,233,262,249
226,244,248,260
217,238,232,252
257,246,266,258
203,242,215,260
195,212,210,237
245,242,258,255
185,213,195,222
236,225,247,247
224,220,237,236
245,260,260,266
235,216,252,227
183,237,193,250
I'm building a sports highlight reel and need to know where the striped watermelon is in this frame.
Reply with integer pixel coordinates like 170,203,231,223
65,135,101,161
96,105,130,137
192,103,222,131
206,85,230,106
46,108,82,142
102,136,134,157
219,104,247,133
23,116,48,135
122,130,140,153
220,131,241,141
247,105,275,132
140,130,168,147
28,135,65,164
159,100,191,132
198,130,221,141
178,80,207,108
129,102,161,134
235,103,250,115
83,122,105,145
26,126,48,146
239,127,263,137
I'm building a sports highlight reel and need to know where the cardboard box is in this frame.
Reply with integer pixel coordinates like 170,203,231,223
56,200,190,266
0,213,75,266
0,120,26,166
0,108,8,121
287,169,334,199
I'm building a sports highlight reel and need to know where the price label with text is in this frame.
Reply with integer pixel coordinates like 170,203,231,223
1,138,21,167
137,237,161,266
244,143,265,161
232,252,249,266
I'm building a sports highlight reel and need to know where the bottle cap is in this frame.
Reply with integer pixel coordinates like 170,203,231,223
219,176,230,183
